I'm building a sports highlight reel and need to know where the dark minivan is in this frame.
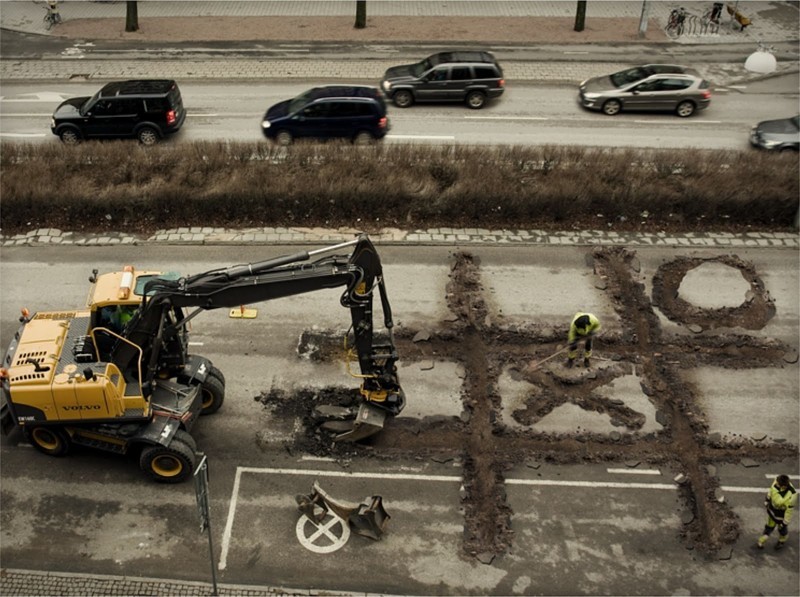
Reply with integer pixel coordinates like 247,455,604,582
51,79,185,145
380,51,505,109
261,86,389,145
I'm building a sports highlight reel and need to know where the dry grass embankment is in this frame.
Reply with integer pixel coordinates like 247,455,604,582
1,141,796,234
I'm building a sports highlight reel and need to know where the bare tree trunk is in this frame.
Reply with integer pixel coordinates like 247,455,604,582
574,0,587,32
126,1,139,32
354,0,366,29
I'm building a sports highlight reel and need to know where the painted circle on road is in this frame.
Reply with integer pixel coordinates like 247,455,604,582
295,512,350,554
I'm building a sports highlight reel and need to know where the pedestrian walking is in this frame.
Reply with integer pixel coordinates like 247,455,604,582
757,474,797,550
566,312,600,368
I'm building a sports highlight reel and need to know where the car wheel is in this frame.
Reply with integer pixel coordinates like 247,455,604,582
465,91,486,110
353,131,375,145
779,146,797,153
275,130,293,146
137,126,159,146
25,426,71,456
602,99,622,116
676,100,695,117
393,90,414,108
59,128,81,145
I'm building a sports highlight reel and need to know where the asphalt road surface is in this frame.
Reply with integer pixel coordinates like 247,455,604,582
1,243,797,596
1,80,798,149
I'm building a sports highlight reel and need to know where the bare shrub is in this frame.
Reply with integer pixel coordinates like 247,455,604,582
0,141,796,233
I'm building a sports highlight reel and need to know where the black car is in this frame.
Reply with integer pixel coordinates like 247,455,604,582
750,115,800,152
51,79,185,145
261,85,389,146
380,51,505,109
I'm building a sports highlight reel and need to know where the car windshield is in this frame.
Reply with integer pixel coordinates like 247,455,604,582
411,58,433,77
609,67,650,88
289,90,315,114
81,91,101,115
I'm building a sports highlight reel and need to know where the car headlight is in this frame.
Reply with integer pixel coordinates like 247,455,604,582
261,120,271,129
50,118,56,128
382,81,392,92
760,138,781,148
582,92,600,100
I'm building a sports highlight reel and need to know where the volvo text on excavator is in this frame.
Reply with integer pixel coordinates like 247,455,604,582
0,234,405,482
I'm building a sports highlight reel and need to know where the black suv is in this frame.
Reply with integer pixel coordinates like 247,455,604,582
261,85,389,145
380,51,505,109
51,79,185,145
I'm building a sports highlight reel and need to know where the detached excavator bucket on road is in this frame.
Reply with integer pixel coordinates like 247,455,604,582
295,480,390,540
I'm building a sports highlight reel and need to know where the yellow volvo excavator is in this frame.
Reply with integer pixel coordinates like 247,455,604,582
0,234,405,482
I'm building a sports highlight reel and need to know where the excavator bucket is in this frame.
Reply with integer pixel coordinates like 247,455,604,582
349,497,390,541
331,402,386,442
295,481,390,540
316,402,386,442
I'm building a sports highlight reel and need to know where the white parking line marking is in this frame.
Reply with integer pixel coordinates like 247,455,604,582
0,113,51,117
218,466,775,570
0,133,47,137
607,468,661,475
507,479,676,489
764,473,800,479
219,466,462,570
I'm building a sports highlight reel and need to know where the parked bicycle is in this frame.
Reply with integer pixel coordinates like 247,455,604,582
42,0,62,30
665,6,687,38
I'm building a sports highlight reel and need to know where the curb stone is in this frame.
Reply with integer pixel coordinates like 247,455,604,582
1,228,797,248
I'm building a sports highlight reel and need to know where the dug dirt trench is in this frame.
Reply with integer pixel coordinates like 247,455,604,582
257,247,797,561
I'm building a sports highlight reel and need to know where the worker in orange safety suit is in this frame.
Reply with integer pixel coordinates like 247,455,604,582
757,475,797,550
566,312,601,368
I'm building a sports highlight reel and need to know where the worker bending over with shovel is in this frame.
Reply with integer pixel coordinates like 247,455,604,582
566,312,601,368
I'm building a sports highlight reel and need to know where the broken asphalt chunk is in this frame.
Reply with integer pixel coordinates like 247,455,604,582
412,330,431,343
476,552,495,565
674,473,689,485
740,458,759,468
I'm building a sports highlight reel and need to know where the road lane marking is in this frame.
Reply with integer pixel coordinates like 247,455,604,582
464,116,548,120
0,92,72,102
606,468,662,475
633,119,722,124
385,134,455,140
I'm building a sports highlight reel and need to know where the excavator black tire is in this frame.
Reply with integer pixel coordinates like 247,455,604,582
199,373,225,415
25,426,71,457
173,429,198,453
209,365,226,386
139,438,197,483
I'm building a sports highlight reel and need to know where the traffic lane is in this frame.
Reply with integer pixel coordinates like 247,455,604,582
2,81,797,148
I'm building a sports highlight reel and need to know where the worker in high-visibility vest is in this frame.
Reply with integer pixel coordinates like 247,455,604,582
566,312,601,368
757,475,797,550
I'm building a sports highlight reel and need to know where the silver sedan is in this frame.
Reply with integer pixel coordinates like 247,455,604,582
579,67,712,118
